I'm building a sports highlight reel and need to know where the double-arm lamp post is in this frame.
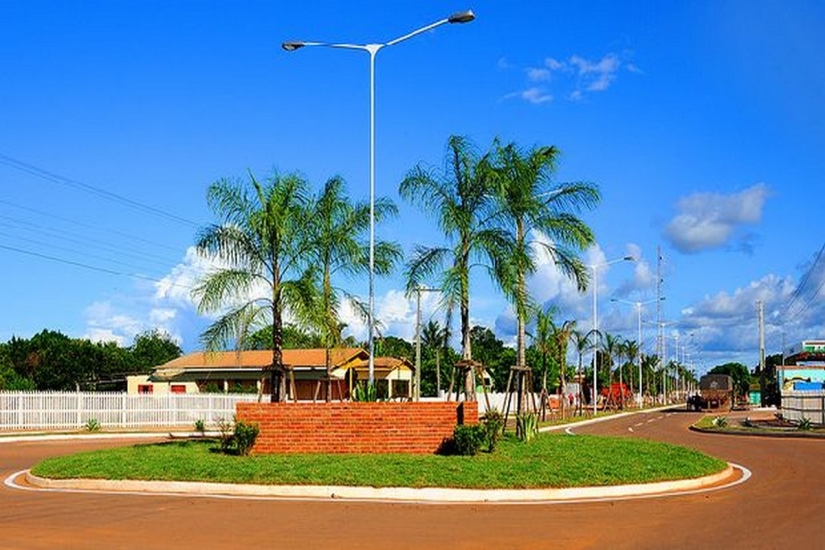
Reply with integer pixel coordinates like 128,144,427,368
590,255,634,415
282,11,475,386
611,296,664,407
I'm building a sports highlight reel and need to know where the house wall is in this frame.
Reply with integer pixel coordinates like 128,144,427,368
126,375,199,395
236,401,478,454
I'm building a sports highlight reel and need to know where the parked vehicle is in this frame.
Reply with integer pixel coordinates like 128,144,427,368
687,374,734,411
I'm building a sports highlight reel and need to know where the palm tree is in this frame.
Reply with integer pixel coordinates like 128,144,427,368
192,171,317,402
306,176,401,401
641,353,660,403
571,327,597,413
550,319,577,418
619,338,640,406
421,319,447,396
400,136,509,395
488,140,599,373
532,307,555,394
601,332,623,407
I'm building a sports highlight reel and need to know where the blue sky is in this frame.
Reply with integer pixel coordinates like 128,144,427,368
2,0,824,375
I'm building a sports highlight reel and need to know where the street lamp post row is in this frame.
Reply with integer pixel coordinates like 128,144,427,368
283,11,475,386
612,296,664,407
590,255,634,415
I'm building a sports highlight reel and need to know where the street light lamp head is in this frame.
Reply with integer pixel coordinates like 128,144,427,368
282,41,305,51
448,10,475,24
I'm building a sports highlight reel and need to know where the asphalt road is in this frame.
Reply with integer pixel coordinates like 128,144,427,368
1,409,822,549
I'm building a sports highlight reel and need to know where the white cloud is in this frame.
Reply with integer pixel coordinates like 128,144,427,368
664,184,771,254
569,53,620,92
505,87,553,104
497,57,514,70
526,67,551,82
85,328,127,346
506,52,636,105
544,57,567,71
154,246,213,307
83,301,145,345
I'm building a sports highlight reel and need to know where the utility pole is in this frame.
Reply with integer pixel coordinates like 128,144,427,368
656,246,664,403
757,300,765,373
414,286,441,401
757,300,765,405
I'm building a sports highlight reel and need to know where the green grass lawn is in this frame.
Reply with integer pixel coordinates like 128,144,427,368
31,433,726,489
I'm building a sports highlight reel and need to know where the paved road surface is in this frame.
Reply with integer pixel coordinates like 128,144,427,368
1,409,821,549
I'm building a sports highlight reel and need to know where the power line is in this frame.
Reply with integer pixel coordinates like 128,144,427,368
0,228,171,276
0,242,195,292
0,153,201,228
0,214,180,269
0,198,184,254
780,242,825,325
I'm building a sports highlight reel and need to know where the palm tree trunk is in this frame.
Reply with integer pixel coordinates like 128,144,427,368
271,272,286,403
435,349,441,397
324,269,332,403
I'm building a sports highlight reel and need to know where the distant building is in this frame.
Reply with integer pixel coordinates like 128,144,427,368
780,340,825,392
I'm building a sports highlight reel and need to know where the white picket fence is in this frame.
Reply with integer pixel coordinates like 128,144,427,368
0,391,550,432
0,391,260,431
425,392,544,415
781,390,825,426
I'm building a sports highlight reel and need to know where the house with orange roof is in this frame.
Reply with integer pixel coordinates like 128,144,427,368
131,348,414,400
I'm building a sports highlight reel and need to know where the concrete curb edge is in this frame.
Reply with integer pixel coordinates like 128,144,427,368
24,464,737,503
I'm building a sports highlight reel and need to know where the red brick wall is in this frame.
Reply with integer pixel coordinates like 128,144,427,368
236,401,478,454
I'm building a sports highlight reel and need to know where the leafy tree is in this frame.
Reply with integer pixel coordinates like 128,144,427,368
130,330,182,372
374,336,413,362
488,141,599,372
248,324,323,350
12,330,87,391
192,171,318,402
761,353,782,406
468,325,514,391
0,362,35,390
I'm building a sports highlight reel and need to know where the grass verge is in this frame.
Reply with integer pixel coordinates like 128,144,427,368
32,433,725,489
693,415,825,436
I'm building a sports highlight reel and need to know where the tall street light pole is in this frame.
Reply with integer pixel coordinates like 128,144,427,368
282,10,475,387
612,297,664,407
590,255,634,415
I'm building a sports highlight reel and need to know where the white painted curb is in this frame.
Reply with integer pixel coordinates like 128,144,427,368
24,464,740,503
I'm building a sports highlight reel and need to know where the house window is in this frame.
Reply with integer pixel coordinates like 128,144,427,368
138,384,153,394
171,385,186,394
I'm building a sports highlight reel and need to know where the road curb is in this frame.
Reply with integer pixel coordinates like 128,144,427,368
23,464,739,503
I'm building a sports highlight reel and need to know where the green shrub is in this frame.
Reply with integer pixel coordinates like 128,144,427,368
481,409,504,452
711,416,727,428
798,417,813,431
216,417,234,452
516,413,538,442
194,419,206,435
352,382,378,402
452,424,487,456
233,421,260,456
84,418,101,432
